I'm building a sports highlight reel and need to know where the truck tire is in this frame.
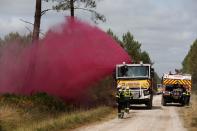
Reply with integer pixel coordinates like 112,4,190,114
162,97,166,106
146,99,152,109
181,99,185,106
185,96,190,106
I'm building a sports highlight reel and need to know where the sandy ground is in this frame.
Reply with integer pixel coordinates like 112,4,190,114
75,95,187,131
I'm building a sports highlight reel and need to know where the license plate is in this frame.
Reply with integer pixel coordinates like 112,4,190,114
133,92,140,99
174,93,180,96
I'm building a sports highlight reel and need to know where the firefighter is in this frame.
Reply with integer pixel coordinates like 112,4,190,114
120,63,128,76
184,86,191,106
123,87,132,113
116,88,125,118
116,87,132,118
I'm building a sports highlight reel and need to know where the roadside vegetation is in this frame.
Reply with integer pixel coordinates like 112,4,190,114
182,39,197,89
179,92,197,131
0,74,115,131
180,39,197,130
0,93,115,131
0,29,158,131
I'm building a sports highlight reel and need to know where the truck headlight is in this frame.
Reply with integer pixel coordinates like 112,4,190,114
117,85,121,88
118,89,122,92
163,91,171,96
144,90,150,96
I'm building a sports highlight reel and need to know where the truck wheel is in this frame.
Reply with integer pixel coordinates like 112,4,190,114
146,99,152,109
185,96,190,106
162,97,166,106
180,96,186,106
181,100,185,106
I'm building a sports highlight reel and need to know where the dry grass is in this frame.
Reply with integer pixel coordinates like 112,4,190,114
17,106,115,131
0,76,116,131
179,92,197,131
0,103,115,131
0,105,23,130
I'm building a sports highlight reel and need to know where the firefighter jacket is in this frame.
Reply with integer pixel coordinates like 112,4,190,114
116,89,132,102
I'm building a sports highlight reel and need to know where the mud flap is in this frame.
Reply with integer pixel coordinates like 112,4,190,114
184,96,190,106
162,96,166,106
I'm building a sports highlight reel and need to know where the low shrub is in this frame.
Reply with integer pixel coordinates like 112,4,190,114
0,93,69,112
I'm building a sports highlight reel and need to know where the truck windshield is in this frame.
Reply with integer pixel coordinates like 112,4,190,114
117,66,149,78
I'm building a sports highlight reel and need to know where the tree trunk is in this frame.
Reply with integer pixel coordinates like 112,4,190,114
32,0,42,42
70,0,74,17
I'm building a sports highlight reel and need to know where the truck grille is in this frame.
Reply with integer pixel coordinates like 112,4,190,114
132,91,140,99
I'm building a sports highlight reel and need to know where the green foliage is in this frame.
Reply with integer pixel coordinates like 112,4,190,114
51,0,106,22
87,76,115,107
153,72,161,92
107,29,123,46
4,32,21,42
182,39,197,87
0,93,68,112
179,92,197,130
0,32,32,47
140,51,151,64
154,72,161,83
107,30,152,64
31,93,68,111
122,32,141,62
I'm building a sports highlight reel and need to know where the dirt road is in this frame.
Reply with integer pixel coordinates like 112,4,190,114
75,95,186,131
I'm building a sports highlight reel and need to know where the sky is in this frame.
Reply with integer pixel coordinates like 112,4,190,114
0,0,197,76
